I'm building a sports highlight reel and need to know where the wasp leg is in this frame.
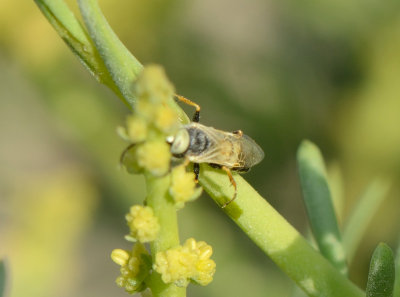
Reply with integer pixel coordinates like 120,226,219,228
221,166,237,208
175,94,201,122
232,130,243,137
193,163,200,183
120,143,136,167
181,159,199,183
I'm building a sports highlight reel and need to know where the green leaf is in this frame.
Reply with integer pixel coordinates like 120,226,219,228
33,0,122,98
78,0,143,107
366,243,395,297
297,140,347,275
343,179,391,262
0,259,7,297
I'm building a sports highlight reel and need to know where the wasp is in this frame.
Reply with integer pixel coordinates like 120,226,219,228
167,95,264,208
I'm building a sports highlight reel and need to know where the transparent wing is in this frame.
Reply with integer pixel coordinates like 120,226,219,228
184,123,264,169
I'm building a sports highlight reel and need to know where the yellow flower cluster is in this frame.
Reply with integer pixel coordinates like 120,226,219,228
111,243,151,294
169,165,203,208
126,205,160,243
154,238,216,287
120,65,182,177
114,66,212,294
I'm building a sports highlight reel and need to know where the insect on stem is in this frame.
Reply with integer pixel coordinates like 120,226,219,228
169,94,264,208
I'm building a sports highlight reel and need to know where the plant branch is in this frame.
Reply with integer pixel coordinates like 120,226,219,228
145,174,185,297
78,0,143,107
199,165,364,297
34,0,123,99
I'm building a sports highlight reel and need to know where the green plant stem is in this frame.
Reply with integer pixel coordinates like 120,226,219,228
199,165,364,297
33,0,122,98
145,174,185,297
78,0,143,107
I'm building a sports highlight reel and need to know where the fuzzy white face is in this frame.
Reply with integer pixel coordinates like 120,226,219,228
168,128,190,155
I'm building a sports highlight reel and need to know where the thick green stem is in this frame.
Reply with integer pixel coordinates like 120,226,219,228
33,0,122,98
78,0,143,107
145,174,185,297
199,165,364,297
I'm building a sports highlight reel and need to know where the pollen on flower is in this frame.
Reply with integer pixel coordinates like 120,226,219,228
126,115,148,143
136,140,171,177
169,165,202,207
111,243,151,294
153,238,216,287
126,205,160,243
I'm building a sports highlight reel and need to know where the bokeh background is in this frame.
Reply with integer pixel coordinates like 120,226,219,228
1,0,400,296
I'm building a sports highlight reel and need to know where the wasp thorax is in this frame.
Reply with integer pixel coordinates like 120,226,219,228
169,128,190,155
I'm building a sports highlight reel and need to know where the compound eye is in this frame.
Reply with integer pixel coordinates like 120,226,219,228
171,129,190,155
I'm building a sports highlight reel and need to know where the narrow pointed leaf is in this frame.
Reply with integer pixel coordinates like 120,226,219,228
343,179,391,262
297,140,347,275
366,243,395,297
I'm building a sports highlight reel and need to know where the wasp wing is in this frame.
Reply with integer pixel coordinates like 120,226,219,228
184,123,264,169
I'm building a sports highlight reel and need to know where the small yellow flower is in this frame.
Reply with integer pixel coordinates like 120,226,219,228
111,249,130,266
154,238,216,287
126,115,148,143
126,205,160,243
169,165,202,208
154,105,179,133
111,243,151,294
135,65,175,105
136,140,171,176
191,241,216,286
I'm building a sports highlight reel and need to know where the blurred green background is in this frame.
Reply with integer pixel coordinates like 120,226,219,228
1,0,400,296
